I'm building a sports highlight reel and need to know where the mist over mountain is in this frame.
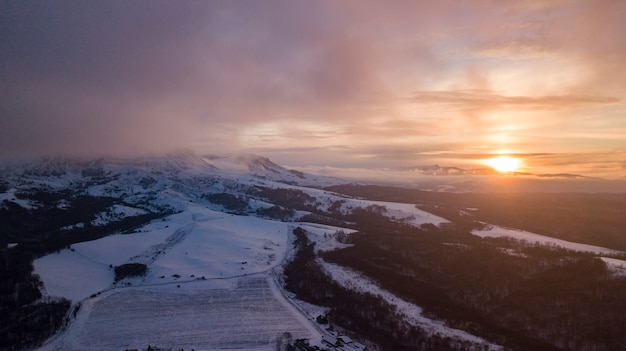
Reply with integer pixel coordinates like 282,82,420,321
293,162,626,193
2,152,625,351
3,1,626,349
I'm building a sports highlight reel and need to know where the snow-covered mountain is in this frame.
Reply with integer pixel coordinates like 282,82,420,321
0,152,452,263
1,152,465,351
3,152,625,351
0,152,338,214
2,151,339,188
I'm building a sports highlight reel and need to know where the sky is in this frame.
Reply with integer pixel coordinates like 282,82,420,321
2,0,626,179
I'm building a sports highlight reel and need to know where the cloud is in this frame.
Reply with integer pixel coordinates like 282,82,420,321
462,39,558,60
523,151,626,178
0,1,625,178
0,1,405,160
409,90,620,112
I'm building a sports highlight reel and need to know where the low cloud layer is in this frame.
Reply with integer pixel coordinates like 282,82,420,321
410,91,619,112
1,1,625,178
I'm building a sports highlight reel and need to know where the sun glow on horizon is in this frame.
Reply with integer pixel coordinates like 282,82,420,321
484,156,523,173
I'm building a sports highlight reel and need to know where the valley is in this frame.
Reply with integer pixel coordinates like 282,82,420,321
1,153,625,351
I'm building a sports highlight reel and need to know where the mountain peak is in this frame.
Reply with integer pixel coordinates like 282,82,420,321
233,153,285,173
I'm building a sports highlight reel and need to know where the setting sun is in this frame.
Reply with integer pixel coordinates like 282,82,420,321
484,156,523,173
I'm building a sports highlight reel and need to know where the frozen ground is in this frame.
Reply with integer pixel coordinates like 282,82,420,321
142,210,289,284
472,224,622,255
34,212,186,301
28,151,607,351
39,277,319,351
34,207,294,302
34,205,341,351
34,250,114,302
31,196,622,351
15,152,625,351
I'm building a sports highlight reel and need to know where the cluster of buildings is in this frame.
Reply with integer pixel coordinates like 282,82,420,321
292,331,366,351
125,346,192,351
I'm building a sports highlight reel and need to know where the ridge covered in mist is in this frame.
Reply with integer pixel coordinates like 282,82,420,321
1,152,625,351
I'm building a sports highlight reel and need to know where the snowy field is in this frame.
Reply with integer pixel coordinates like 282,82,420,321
347,199,449,226
472,224,622,255
32,196,622,351
34,224,176,301
34,205,357,351
40,277,318,351
34,250,114,302
34,207,295,301
34,212,186,301
24,161,507,351
297,186,450,227
143,211,289,284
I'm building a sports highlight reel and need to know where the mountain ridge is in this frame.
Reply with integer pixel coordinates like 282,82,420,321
2,151,625,351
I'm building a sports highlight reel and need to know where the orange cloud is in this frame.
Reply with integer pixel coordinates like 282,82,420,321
1,1,625,178
409,90,620,112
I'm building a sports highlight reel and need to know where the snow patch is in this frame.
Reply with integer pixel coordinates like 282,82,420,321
0,188,36,209
318,259,502,350
91,204,149,226
60,222,85,231
146,212,289,283
34,249,114,302
601,257,626,276
295,222,356,252
472,225,622,255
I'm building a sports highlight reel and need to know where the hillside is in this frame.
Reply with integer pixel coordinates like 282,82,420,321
1,153,625,351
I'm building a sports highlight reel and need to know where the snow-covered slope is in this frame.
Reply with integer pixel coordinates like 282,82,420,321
3,152,449,351
472,225,622,256
19,152,449,305
5,152,620,351
2,152,446,235
35,206,327,351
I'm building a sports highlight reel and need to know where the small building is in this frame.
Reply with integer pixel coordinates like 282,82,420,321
322,335,339,348
337,335,352,344
322,333,366,351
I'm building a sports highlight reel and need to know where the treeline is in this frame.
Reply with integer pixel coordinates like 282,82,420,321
14,211,168,258
248,187,321,213
0,190,172,351
114,263,148,282
326,184,626,251
0,194,115,244
0,248,71,351
1,190,171,256
283,227,492,351
322,223,626,351
203,192,249,214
